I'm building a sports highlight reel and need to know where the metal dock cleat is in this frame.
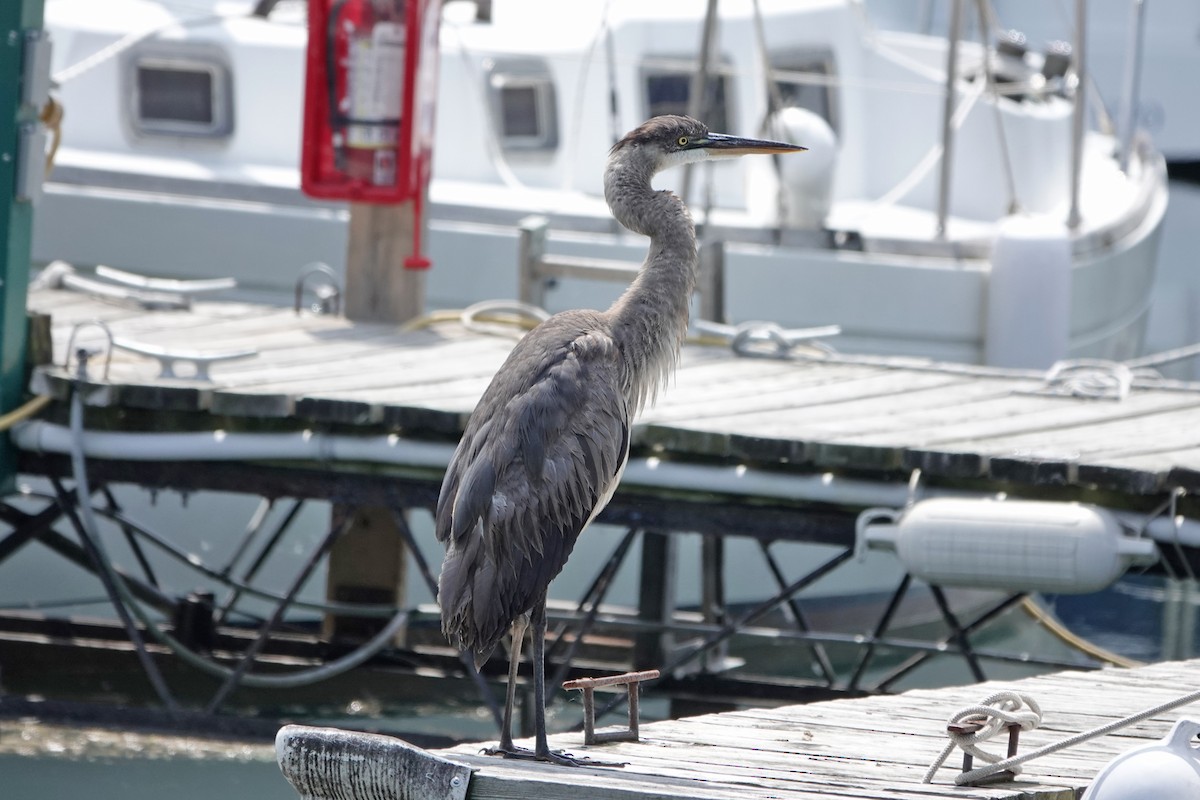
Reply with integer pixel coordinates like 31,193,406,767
948,714,1023,785
562,669,659,746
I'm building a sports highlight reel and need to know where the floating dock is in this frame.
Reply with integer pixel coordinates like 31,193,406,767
25,284,1200,507
278,656,1200,800
7,282,1200,716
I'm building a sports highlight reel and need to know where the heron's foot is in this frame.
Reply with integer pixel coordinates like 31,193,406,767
480,742,535,759
536,747,626,768
480,743,624,768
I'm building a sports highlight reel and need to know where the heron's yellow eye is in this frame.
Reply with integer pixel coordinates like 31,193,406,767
677,136,689,147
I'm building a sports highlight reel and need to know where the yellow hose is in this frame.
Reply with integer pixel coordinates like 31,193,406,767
0,395,53,432
398,309,462,332
40,96,63,177
1020,596,1142,669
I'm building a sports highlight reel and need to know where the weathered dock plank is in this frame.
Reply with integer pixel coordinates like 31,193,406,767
277,659,1200,800
459,658,1199,799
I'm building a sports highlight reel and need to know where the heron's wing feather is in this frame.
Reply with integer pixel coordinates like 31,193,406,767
436,317,630,655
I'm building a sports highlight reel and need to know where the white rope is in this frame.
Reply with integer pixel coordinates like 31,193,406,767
924,685,1200,786
53,13,225,84
922,691,1043,784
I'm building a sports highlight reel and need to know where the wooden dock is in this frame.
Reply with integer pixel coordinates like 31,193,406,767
278,656,1200,800
11,282,1200,715
25,284,1200,503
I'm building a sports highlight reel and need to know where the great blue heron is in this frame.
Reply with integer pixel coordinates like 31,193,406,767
436,115,806,766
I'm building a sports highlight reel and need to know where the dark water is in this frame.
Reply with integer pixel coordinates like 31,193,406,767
1044,574,1199,664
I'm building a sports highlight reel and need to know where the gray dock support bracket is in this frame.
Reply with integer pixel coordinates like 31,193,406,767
276,725,473,800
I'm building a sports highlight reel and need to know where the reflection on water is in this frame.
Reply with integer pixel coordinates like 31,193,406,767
1045,574,1200,664
0,721,295,800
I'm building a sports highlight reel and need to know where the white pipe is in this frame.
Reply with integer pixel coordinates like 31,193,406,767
13,420,455,469
11,420,922,507
15,419,1200,549
1120,514,1200,550
622,456,917,508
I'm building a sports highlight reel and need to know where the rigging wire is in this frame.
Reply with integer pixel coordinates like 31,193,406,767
65,381,410,690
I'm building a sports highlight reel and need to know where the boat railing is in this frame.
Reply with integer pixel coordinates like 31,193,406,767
517,215,727,324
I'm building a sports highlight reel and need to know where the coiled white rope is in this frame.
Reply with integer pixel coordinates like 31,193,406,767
925,685,1200,786
923,691,1043,784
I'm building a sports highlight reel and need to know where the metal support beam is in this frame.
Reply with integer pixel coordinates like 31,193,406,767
634,530,676,670
847,573,912,691
1067,0,1087,229
759,540,836,685
929,584,986,682
0,497,65,564
548,527,640,691
206,512,355,712
873,591,1027,692
49,476,179,711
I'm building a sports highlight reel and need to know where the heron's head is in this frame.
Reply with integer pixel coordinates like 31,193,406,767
611,115,807,175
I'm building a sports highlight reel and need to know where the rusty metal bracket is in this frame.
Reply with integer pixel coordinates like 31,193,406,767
562,669,659,745
949,716,1022,785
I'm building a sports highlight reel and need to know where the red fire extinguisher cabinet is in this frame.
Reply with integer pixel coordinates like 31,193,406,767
300,0,440,206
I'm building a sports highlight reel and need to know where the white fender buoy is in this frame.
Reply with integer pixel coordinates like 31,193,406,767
859,498,1158,594
1082,719,1200,799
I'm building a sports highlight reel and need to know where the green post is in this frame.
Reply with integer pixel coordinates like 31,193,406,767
0,0,46,492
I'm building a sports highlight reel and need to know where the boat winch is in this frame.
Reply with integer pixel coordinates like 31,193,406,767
858,498,1159,594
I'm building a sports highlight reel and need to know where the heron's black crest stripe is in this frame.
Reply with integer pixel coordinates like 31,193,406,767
610,114,708,155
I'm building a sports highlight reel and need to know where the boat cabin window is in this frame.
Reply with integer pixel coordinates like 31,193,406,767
125,47,234,139
771,50,838,133
642,64,730,133
487,59,558,151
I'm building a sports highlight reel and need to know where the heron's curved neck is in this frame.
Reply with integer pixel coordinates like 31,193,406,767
604,156,697,411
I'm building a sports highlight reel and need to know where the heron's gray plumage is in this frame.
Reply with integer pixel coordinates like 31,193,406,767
437,118,714,662
437,311,630,663
434,115,804,763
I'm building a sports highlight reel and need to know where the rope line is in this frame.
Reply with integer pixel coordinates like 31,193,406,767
1019,597,1142,669
924,686,1200,785
923,691,1043,783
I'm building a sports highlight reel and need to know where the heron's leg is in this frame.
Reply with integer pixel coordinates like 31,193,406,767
483,613,534,757
499,613,527,750
530,596,554,758
530,595,624,768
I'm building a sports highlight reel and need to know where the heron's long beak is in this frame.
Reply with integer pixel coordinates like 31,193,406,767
694,132,807,157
